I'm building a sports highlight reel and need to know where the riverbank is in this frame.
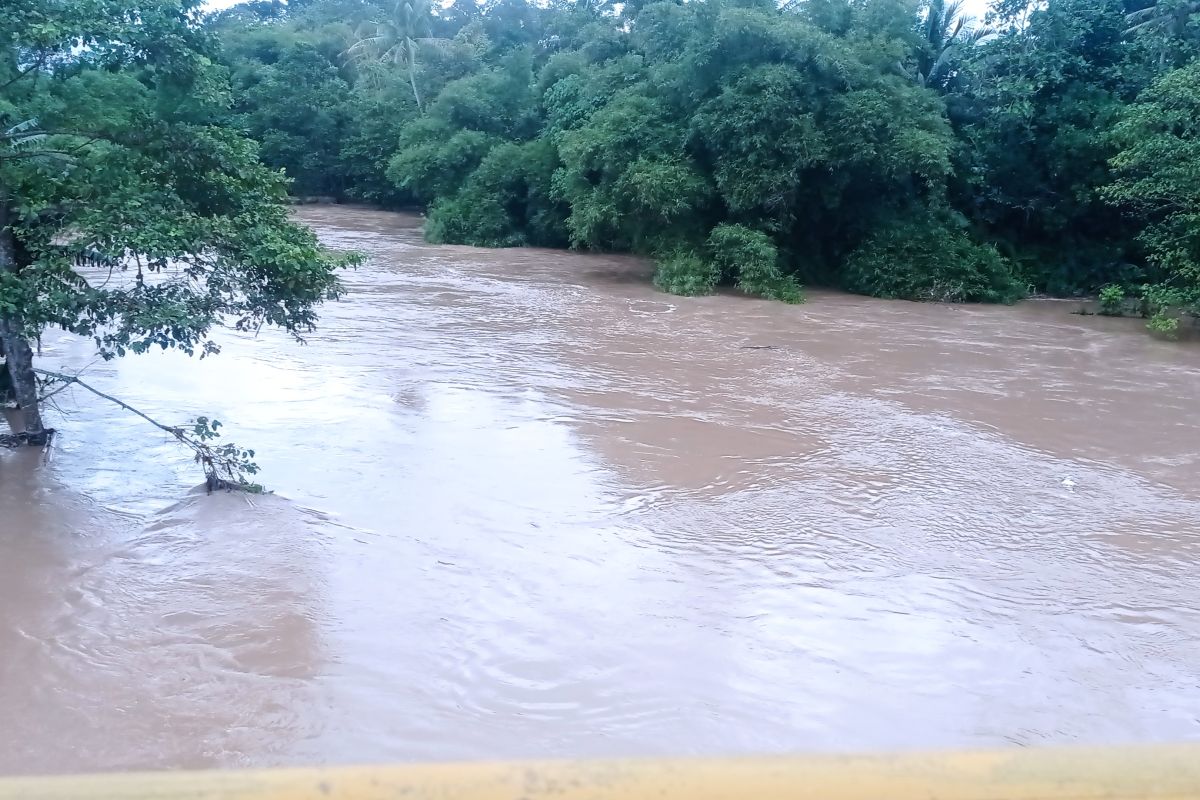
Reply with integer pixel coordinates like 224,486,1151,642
291,202,1199,338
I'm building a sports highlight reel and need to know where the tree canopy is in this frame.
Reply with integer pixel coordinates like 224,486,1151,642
200,0,1200,331
1,0,354,454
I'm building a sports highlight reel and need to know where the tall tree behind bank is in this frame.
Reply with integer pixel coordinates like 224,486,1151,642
0,0,353,445
345,0,443,110
911,0,993,90
211,0,486,205
950,0,1142,294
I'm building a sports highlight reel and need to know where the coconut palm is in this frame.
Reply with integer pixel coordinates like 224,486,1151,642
345,0,441,110
914,0,993,90
1126,0,1200,35
1125,0,1200,67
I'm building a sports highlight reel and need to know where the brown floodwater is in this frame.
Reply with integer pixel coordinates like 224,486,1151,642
2,206,1199,775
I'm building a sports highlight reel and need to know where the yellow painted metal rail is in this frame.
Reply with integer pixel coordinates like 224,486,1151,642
3,746,1200,800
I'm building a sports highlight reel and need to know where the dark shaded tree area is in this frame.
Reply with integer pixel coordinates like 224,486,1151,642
211,0,1200,323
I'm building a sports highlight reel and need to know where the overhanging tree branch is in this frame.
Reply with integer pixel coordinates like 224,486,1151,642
20,368,264,492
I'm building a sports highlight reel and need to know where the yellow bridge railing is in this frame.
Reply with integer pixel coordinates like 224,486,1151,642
2,745,1200,799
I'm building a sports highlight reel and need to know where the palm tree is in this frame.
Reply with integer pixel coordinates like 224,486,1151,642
345,0,440,110
1125,0,1200,67
914,0,993,90
1126,0,1200,35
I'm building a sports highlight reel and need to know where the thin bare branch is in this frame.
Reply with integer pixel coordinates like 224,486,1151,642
28,368,262,491
0,55,48,91
33,368,179,435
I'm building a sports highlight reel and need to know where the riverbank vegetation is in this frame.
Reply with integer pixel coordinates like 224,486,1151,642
206,0,1200,330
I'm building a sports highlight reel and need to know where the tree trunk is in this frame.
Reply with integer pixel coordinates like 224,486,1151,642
405,43,422,111
408,63,423,111
0,198,46,444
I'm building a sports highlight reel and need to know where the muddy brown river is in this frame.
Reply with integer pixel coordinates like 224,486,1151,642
2,206,1199,774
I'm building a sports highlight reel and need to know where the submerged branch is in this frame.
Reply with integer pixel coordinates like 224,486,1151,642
22,368,264,492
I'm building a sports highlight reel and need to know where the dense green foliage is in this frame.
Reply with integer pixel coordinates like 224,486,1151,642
1,0,354,449
653,249,720,296
708,225,803,303
1105,61,1200,328
201,0,1200,331
4,0,1196,366
843,211,1022,302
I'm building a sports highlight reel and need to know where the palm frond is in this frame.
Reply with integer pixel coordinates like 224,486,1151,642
1124,5,1159,23
943,0,968,24
1124,0,1200,34
966,25,995,43
345,35,386,52
2,118,40,138
6,132,48,151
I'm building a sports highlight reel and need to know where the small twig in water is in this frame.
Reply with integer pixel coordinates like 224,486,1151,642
38,379,76,404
